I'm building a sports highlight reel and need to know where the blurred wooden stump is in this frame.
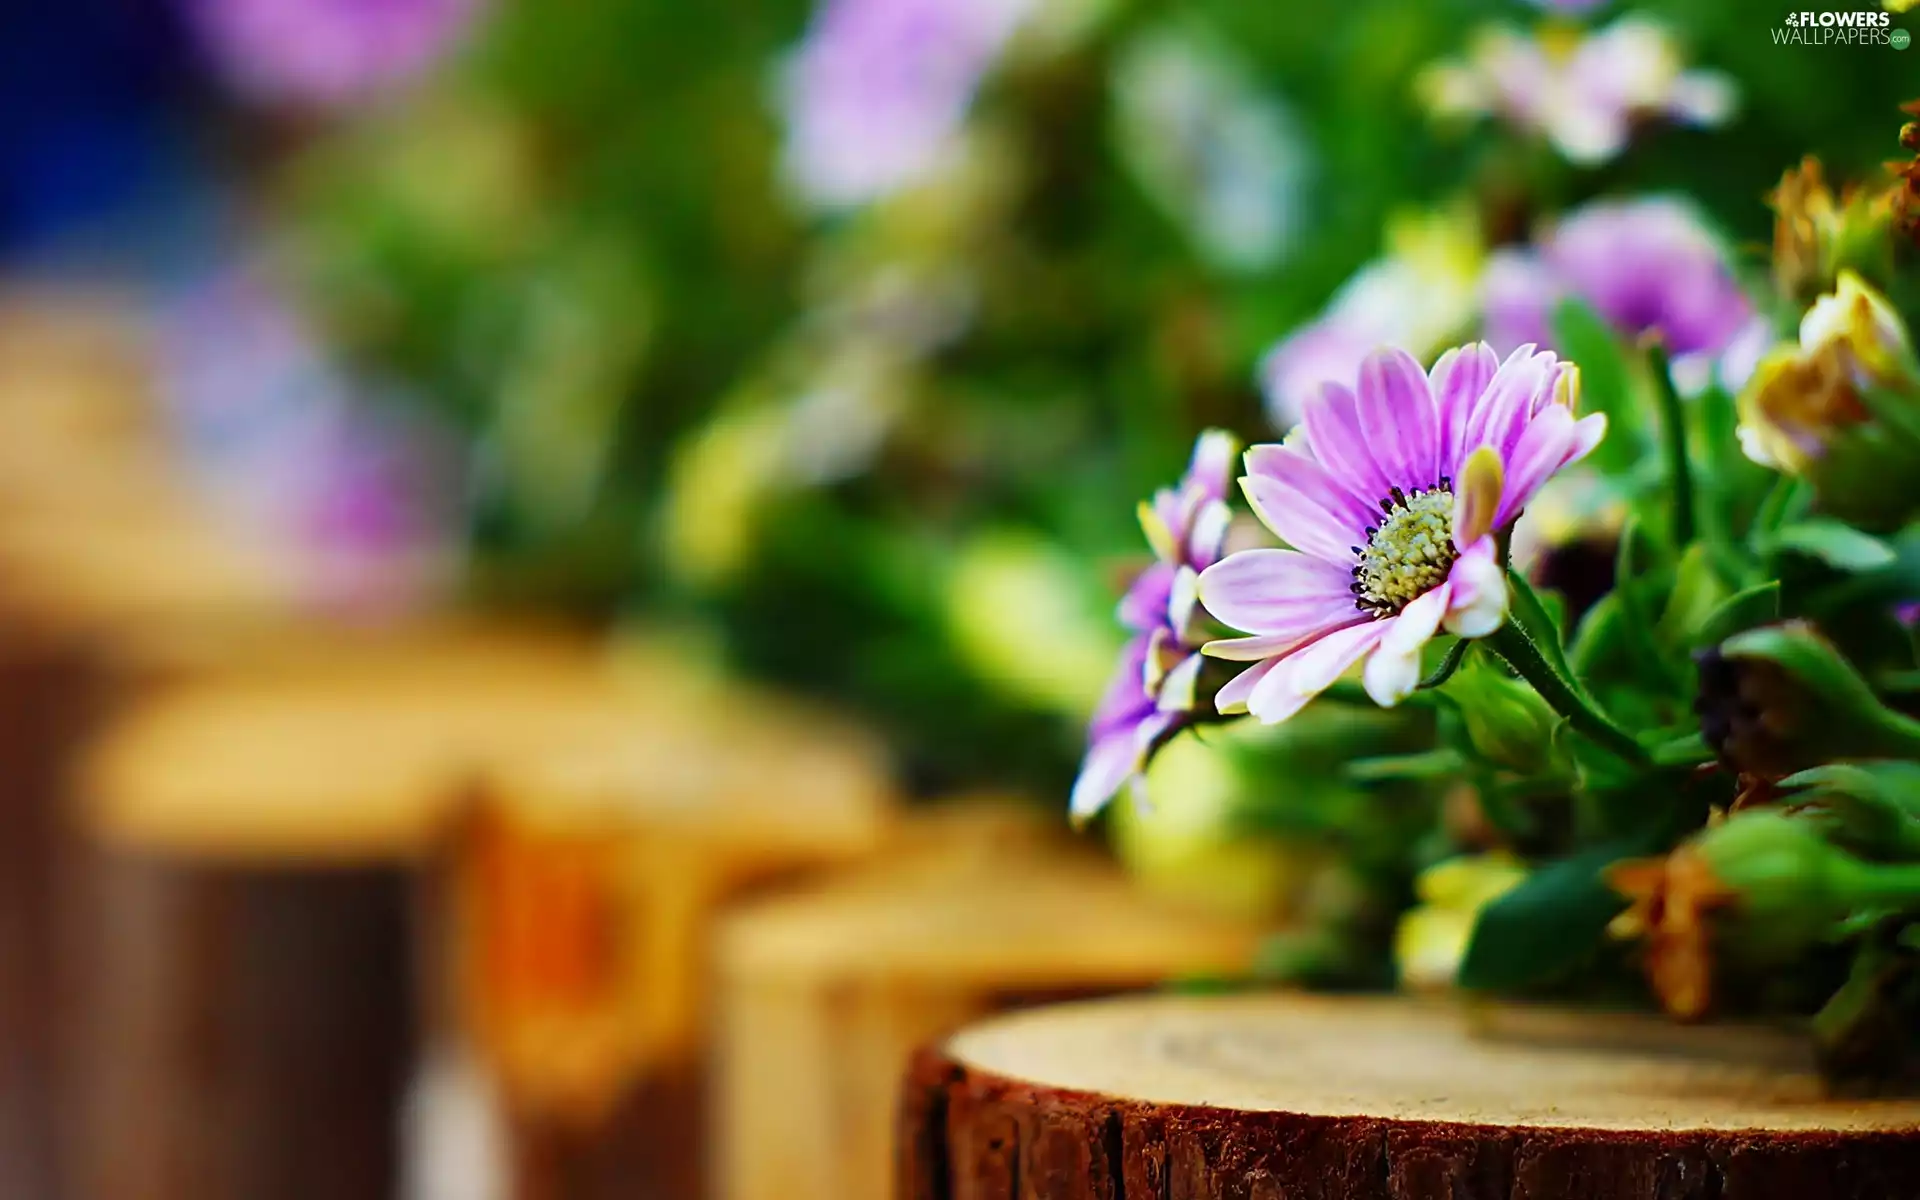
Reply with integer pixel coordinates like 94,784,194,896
435,688,894,1200
902,994,1920,1200
74,622,892,1200
0,290,322,1200
68,625,667,1200
713,805,1266,1200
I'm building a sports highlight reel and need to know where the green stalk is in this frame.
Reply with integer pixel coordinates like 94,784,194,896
1836,859,1920,911
1486,622,1649,766
1647,341,1697,547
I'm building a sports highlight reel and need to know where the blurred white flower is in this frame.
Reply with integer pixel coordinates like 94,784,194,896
1112,26,1310,273
1420,17,1736,166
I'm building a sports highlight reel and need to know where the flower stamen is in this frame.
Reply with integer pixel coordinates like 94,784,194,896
1352,482,1457,616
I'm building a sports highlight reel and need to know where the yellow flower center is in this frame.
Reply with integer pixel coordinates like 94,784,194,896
1353,484,1457,616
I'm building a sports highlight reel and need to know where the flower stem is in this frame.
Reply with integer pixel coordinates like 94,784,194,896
1647,341,1697,547
1487,621,1649,765
1839,859,1920,912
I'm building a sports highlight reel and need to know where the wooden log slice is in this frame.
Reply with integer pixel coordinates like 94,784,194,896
901,993,1920,1200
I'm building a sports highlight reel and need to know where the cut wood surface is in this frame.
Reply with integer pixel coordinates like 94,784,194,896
718,809,1268,1200
902,992,1920,1200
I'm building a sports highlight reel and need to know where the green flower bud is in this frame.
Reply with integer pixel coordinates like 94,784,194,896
1443,656,1563,776
1696,621,1920,779
1693,812,1852,946
1612,810,1920,1017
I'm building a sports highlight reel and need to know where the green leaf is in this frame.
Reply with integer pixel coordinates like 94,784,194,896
1347,748,1466,782
1690,580,1782,649
1649,732,1714,768
1751,476,1813,541
1567,591,1625,679
1458,844,1634,991
1613,517,1682,687
1552,299,1639,473
1658,544,1730,648
1770,519,1897,571
1646,341,1698,547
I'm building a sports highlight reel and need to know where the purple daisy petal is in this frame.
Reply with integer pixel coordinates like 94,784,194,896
1244,443,1376,532
1356,347,1441,490
1247,621,1387,724
1214,656,1282,715
1302,380,1405,513
1259,320,1374,433
1187,429,1240,501
1463,345,1555,464
1118,562,1177,633
1070,729,1145,822
1496,406,1608,528
1431,342,1501,478
1188,499,1233,569
1240,473,1363,565
1196,549,1358,636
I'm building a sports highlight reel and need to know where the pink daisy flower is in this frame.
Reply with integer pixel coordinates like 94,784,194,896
1198,342,1605,724
1070,430,1236,822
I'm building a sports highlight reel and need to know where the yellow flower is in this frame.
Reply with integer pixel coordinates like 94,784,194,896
1736,340,1872,478
1394,852,1528,990
1736,272,1920,527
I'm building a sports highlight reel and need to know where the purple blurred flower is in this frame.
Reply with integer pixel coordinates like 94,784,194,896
1483,198,1756,386
159,266,459,617
1420,17,1734,166
779,0,1032,210
1199,343,1603,725
183,0,483,109
1072,429,1237,823
1262,321,1379,438
1527,0,1609,11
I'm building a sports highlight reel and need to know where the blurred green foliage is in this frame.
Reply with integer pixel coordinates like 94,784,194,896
279,0,1920,796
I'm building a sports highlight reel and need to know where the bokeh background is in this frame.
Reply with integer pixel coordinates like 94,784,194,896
0,1,1911,1198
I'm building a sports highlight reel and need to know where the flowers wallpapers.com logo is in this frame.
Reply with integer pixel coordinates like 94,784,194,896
1774,7,1904,45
